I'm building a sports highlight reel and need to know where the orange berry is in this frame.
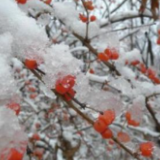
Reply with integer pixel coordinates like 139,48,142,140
140,63,147,74
117,131,130,143
104,48,112,58
111,51,119,60
63,88,76,101
31,134,40,141
98,53,109,62
7,102,21,116
157,38,160,45
83,1,94,10
152,77,160,84
44,0,52,4
16,0,27,4
90,15,96,22
125,112,131,121
99,110,115,126
125,112,140,127
139,142,154,157
79,14,88,23
89,68,95,74
55,75,75,95
0,148,25,160
130,60,140,66
94,119,106,133
101,128,113,139
25,59,37,70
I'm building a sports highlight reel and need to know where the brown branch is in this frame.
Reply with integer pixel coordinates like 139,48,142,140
73,32,121,76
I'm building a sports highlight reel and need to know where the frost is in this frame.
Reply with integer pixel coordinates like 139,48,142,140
53,2,100,39
0,57,18,104
43,44,82,89
0,0,48,60
0,107,27,154
120,49,142,65
72,21,100,39
53,2,79,27
128,95,145,122
75,74,123,114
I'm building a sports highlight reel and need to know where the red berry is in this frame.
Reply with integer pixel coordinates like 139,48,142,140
104,48,112,58
25,59,37,70
31,134,40,141
140,63,147,74
139,142,154,157
111,51,119,60
157,38,160,45
99,110,115,126
152,77,160,84
79,14,88,23
7,102,21,115
125,112,140,127
117,131,130,143
94,119,106,133
64,88,76,101
0,148,24,160
98,53,109,62
16,0,27,4
89,69,95,74
83,1,94,10
44,0,52,4
101,128,113,139
90,15,96,22
130,60,140,66
55,79,68,95
55,75,75,95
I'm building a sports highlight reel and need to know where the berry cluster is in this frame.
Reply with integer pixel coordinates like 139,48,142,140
98,48,119,62
125,112,140,127
126,60,160,84
94,110,115,139
139,142,154,157
83,1,94,10
79,14,96,23
55,75,76,101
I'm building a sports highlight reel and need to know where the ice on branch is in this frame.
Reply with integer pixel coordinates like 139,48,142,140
0,107,27,157
0,0,48,61
43,44,82,88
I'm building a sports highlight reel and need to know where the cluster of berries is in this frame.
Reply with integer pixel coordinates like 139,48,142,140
126,60,160,84
94,110,115,139
79,14,96,23
83,1,94,10
98,48,119,62
55,75,76,101
125,112,140,127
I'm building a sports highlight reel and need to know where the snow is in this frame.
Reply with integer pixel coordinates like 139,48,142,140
43,44,82,89
0,107,27,154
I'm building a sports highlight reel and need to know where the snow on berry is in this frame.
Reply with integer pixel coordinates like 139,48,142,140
139,142,154,157
43,44,82,89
